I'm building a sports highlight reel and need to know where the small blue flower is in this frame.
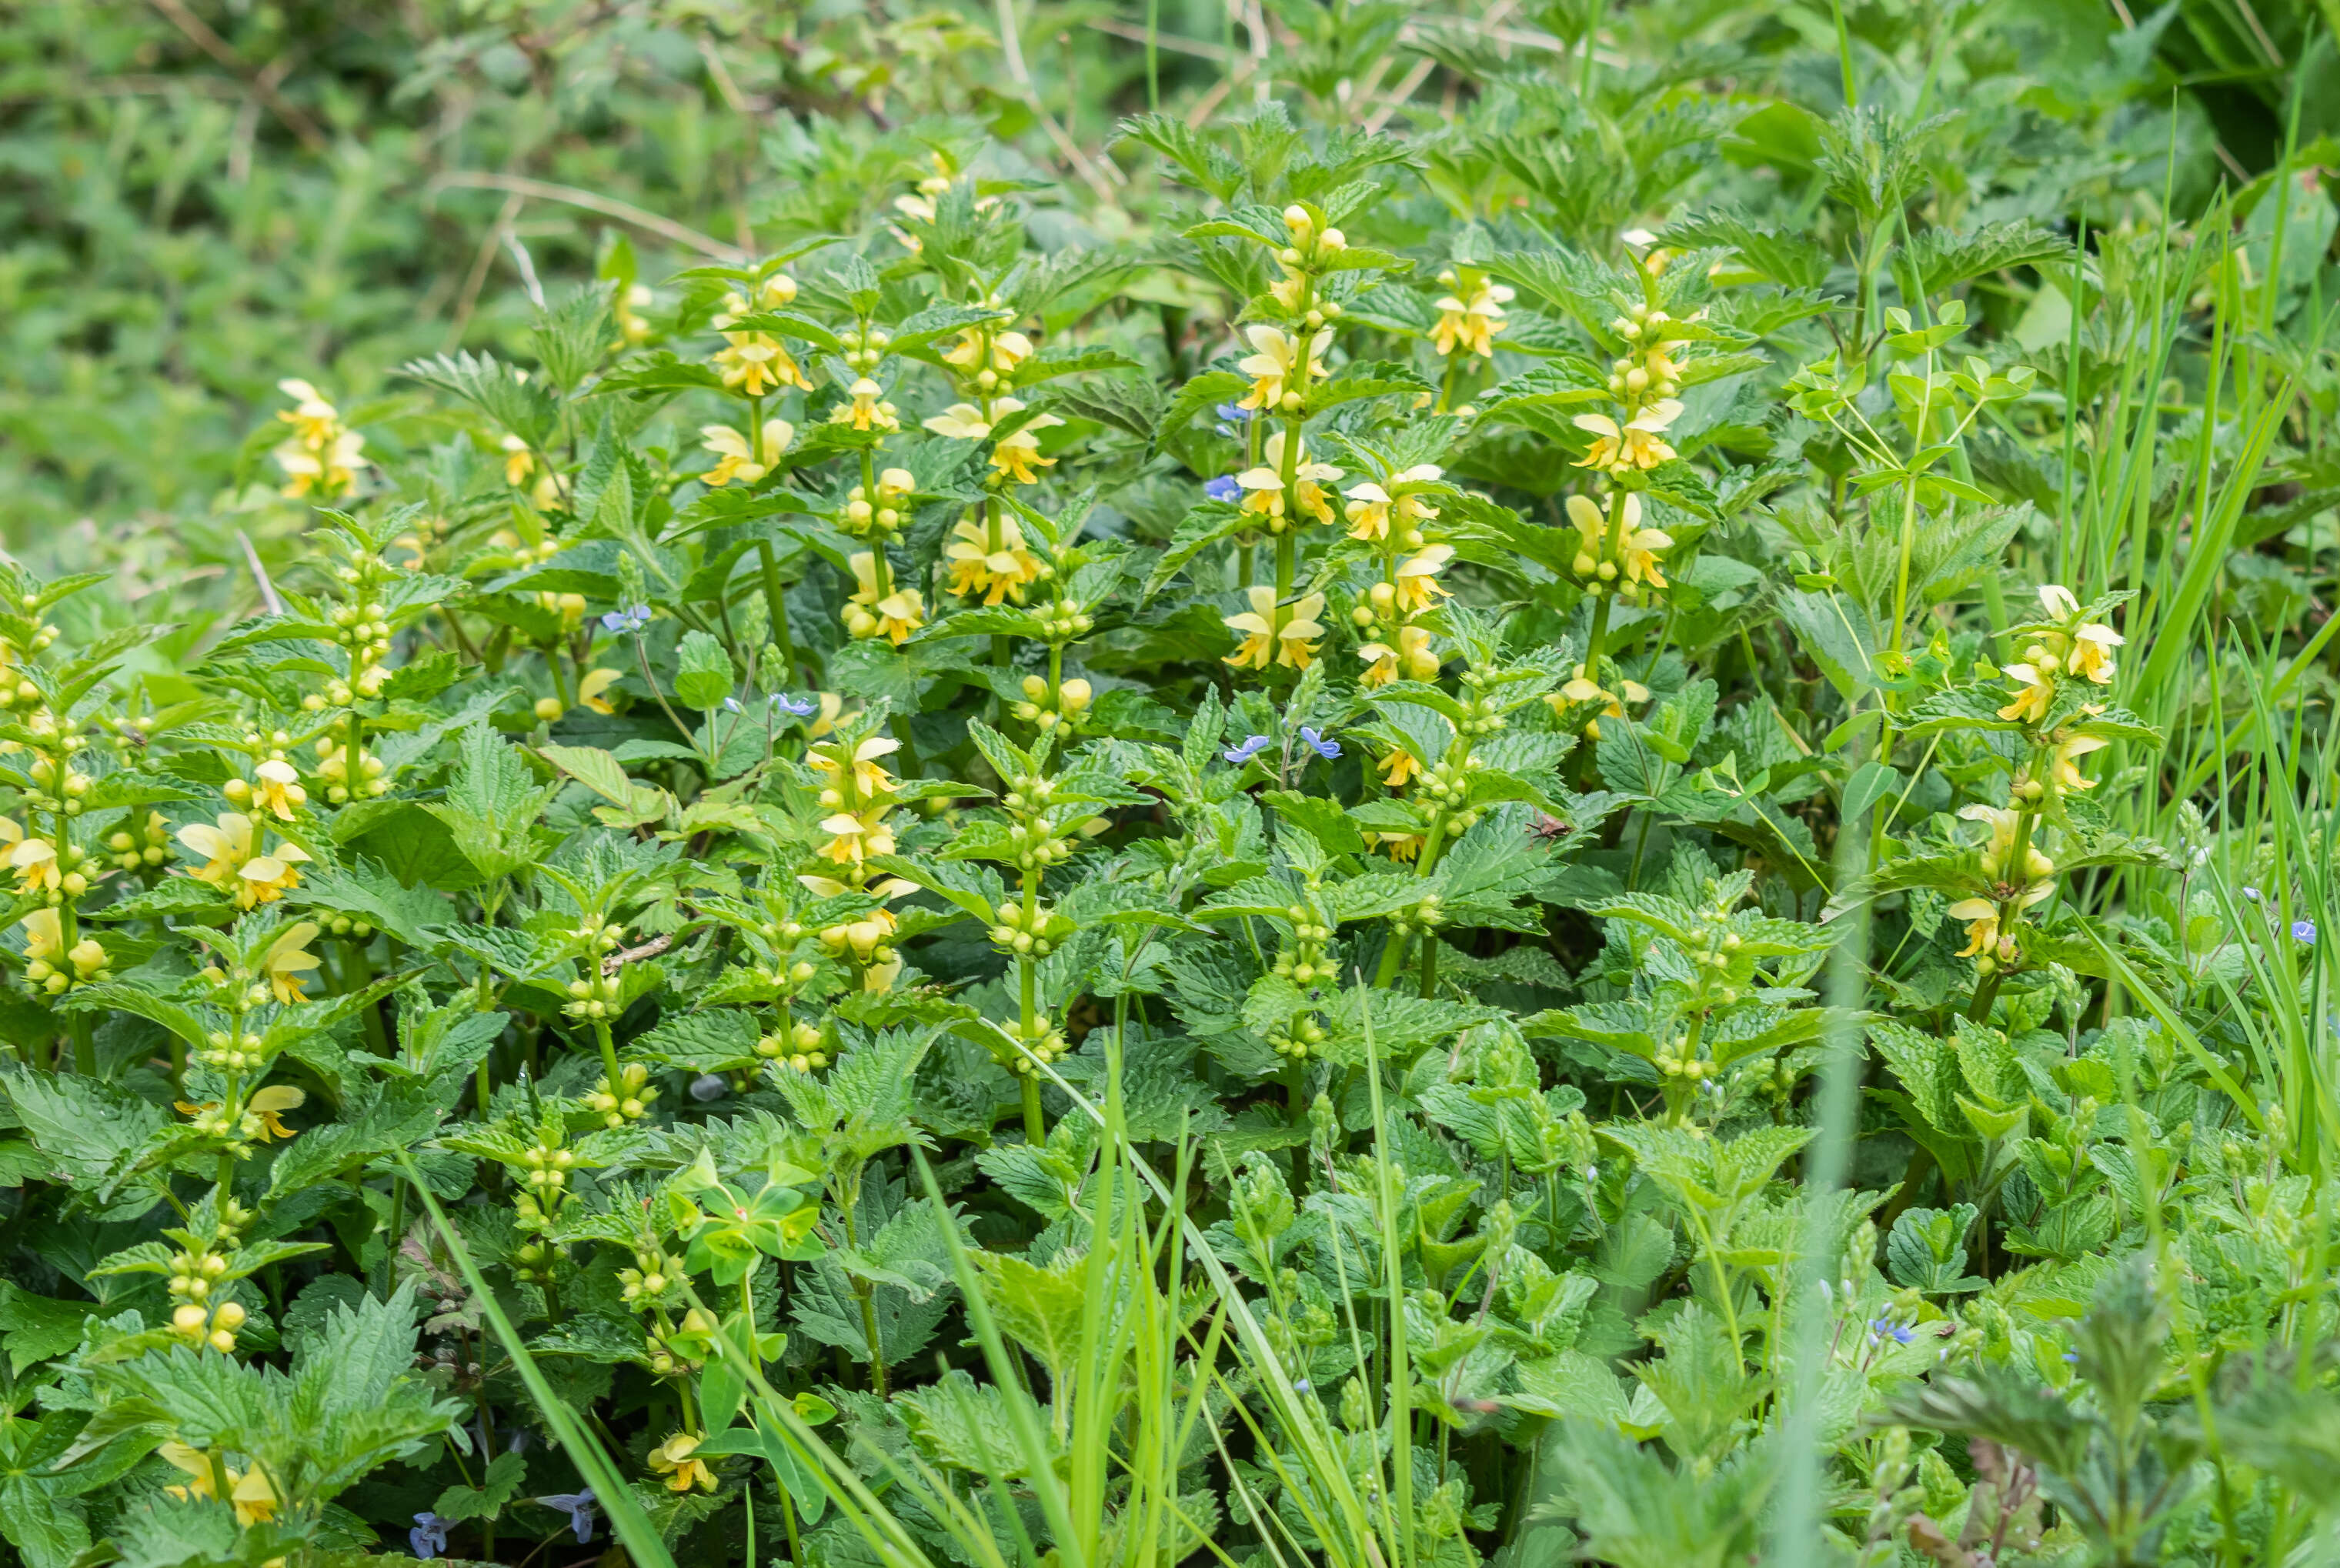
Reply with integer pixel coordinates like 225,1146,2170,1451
2295,919,2317,943
773,692,817,717
1868,1317,1914,1346
1291,1378,1311,1393
1214,402,1255,431
602,605,652,634
1204,474,1243,504
1299,726,1340,760
689,1073,728,1102
536,1488,598,1544
723,697,745,714
2062,1351,2080,1364
410,1513,452,1560
1223,733,1272,766
2244,886,2262,902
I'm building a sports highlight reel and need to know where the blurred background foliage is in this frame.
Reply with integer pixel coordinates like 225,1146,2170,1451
0,0,2332,571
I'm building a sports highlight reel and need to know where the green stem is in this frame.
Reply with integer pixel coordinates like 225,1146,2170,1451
757,540,798,682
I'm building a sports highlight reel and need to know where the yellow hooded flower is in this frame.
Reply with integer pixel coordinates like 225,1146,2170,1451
1378,748,1423,789
2048,731,2108,792
1946,888,2052,961
990,414,1063,485
1359,625,1441,688
943,516,1045,606
651,1433,719,1493
3,824,59,895
578,667,623,714
19,907,61,966
943,329,1033,375
1567,492,1672,587
500,434,537,487
178,813,311,909
263,922,323,1004
830,378,900,432
2036,585,2123,684
842,555,925,646
1223,587,1327,671
809,735,902,801
923,401,1003,441
1236,325,1330,412
161,1442,279,1525
1431,274,1514,359
808,692,846,739
1574,400,1683,473
246,1084,305,1139
1995,664,2055,725
701,419,795,486
274,379,340,451
252,759,306,821
1393,545,1455,614
713,332,809,396
275,429,366,499
1343,465,1442,542
816,809,896,868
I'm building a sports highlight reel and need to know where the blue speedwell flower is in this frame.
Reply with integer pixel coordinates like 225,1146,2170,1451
536,1488,598,1543
1214,402,1255,434
1204,474,1243,504
602,604,652,634
410,1513,452,1560
2295,919,2317,943
726,692,817,718
1868,1317,1914,1346
1223,733,1272,766
1299,726,1340,759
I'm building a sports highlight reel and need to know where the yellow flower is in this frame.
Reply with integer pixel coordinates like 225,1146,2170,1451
500,434,537,487
1359,625,1441,687
1342,465,1442,542
943,517,1045,606
2,823,59,894
816,809,896,868
1549,666,1651,736
1223,587,1327,671
923,401,1002,441
252,759,306,821
809,735,902,800
248,1084,305,1139
830,378,900,432
2037,585,2122,684
578,667,623,714
1237,325,1330,412
19,908,61,965
843,554,925,645
990,414,1063,485
1234,434,1342,532
1393,545,1454,614
178,813,311,909
1344,482,1395,542
809,692,846,739
713,332,809,396
1574,400,1683,473
650,1433,719,1493
263,922,323,1004
161,1442,279,1526
67,936,106,979
701,419,795,486
944,329,1033,375
1621,522,1673,586
1995,664,2055,725
274,379,340,450
275,429,366,499
1378,748,1423,789
1431,274,1514,359
1370,830,1424,862
2048,731,2108,792
1946,888,2052,961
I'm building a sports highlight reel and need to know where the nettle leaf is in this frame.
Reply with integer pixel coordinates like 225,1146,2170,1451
396,352,559,444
